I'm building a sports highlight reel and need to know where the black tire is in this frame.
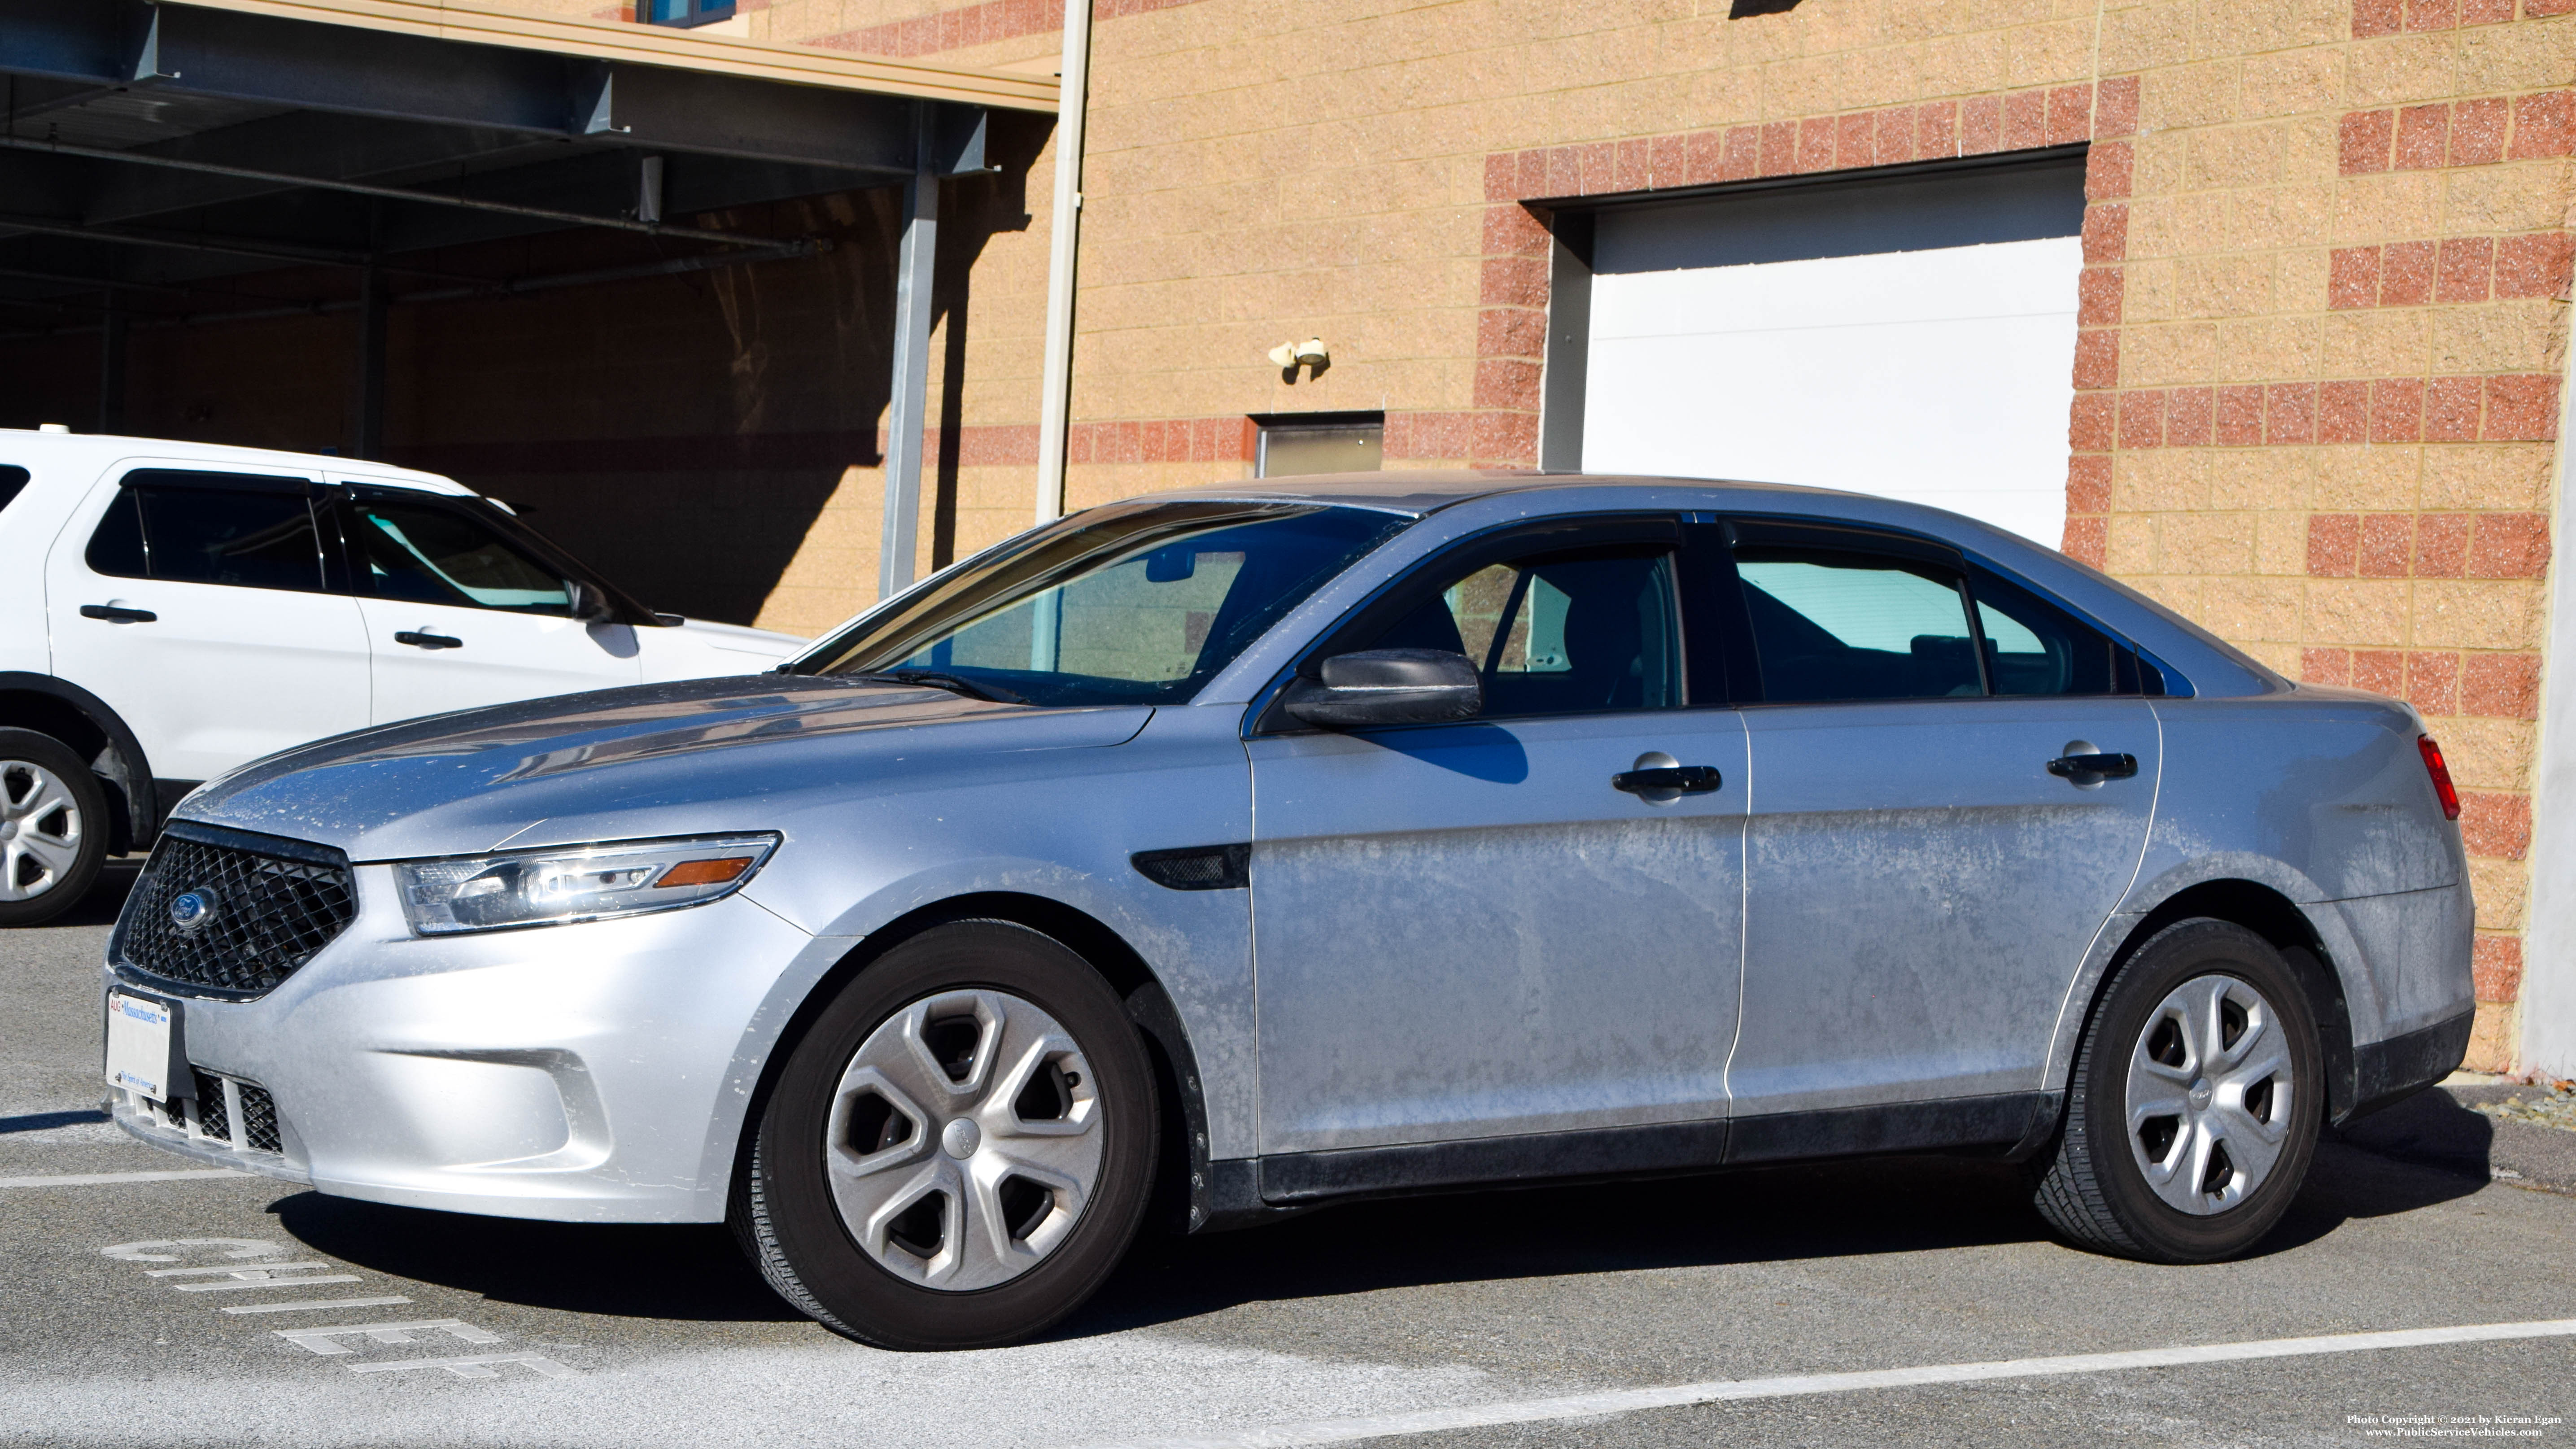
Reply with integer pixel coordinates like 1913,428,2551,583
2033,918,2323,1262
732,920,1158,1350
0,728,109,929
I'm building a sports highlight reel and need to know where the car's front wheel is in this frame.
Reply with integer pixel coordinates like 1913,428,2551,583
2032,919,2323,1262
0,728,109,928
733,920,1158,1349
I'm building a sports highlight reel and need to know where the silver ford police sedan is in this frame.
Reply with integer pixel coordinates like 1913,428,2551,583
102,474,2474,1349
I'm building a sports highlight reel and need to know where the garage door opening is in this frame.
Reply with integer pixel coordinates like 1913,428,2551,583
1551,151,2088,547
0,0,1055,633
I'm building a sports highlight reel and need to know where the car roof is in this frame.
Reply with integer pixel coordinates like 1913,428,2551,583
0,428,469,496
1142,469,1900,516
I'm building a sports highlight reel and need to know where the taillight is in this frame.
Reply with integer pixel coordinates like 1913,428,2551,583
2419,735,2461,821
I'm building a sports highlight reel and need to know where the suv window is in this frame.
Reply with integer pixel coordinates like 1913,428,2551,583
0,466,27,513
348,496,572,614
85,473,328,593
1359,542,1682,716
1736,547,1982,702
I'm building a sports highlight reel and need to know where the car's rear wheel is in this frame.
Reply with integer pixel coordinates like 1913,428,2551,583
2032,918,2322,1262
0,729,108,928
733,920,1157,1349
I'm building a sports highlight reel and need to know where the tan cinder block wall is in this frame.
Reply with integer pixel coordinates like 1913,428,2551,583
638,0,2574,1070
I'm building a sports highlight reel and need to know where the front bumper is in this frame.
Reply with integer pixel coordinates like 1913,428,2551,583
107,866,830,1223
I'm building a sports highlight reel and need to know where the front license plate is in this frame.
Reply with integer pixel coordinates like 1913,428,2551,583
105,992,175,1102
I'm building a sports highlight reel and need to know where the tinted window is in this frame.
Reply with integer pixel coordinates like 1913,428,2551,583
350,498,571,614
1362,544,1681,716
88,480,326,592
0,466,28,513
1969,565,2121,696
802,502,1407,709
1737,549,1982,702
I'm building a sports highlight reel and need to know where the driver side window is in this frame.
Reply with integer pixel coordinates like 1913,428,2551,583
1358,542,1682,718
347,497,572,615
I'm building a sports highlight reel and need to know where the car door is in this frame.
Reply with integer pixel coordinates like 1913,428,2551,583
1247,515,1748,1156
336,486,642,724
44,467,371,783
1714,519,2161,1137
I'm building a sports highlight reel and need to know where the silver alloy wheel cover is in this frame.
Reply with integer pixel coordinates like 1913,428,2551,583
2124,973,2295,1215
824,988,1103,1292
0,758,83,903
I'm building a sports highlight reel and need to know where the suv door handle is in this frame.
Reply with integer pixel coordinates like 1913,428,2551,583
1613,765,1723,796
79,604,157,623
2048,751,2138,781
394,630,463,650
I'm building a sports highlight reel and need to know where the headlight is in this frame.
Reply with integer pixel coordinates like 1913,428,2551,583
395,834,781,936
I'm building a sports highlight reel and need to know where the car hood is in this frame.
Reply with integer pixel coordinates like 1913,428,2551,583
175,675,1153,860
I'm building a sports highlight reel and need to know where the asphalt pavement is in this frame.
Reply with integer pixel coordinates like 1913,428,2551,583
3,864,2570,1448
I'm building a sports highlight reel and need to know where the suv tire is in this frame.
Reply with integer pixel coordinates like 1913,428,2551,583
0,728,109,928
2033,919,2323,1262
733,920,1158,1349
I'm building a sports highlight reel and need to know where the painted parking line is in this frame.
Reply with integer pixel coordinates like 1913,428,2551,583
0,1169,247,1188
346,1353,576,1379
1088,1319,2576,1449
220,1297,415,1315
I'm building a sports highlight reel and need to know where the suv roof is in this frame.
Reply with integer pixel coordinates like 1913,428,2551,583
0,428,468,496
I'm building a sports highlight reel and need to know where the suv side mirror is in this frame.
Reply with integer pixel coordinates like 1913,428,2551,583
1282,649,1482,729
566,579,614,623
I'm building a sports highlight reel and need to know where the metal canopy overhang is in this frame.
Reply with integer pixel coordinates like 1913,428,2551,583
0,0,1050,589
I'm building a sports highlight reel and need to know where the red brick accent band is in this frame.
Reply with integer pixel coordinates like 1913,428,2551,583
2339,90,2576,173
2305,511,2551,579
812,0,1200,58
2298,647,2542,718
2331,232,2576,307
2087,375,2559,451
2352,0,2569,39
2472,934,2524,1002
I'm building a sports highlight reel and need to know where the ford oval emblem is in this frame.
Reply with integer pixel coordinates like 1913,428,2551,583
168,889,217,932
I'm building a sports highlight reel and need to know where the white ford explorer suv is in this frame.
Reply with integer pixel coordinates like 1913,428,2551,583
0,429,805,925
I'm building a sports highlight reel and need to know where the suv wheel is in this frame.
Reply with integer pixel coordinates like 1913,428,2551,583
734,921,1158,1349
0,729,108,928
2032,919,2323,1262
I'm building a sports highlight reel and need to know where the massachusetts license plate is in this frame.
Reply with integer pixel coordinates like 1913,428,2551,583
105,992,174,1102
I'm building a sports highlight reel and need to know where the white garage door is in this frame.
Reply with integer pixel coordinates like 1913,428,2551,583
1579,157,2087,547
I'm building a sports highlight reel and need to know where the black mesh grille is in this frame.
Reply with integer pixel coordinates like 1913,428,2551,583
122,829,356,995
237,1082,281,1153
191,1069,231,1141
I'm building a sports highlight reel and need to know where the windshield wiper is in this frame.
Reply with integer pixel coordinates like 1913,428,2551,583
846,670,1028,705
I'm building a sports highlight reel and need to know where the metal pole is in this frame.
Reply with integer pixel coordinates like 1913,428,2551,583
96,289,127,434
1034,0,1093,525
351,262,386,459
879,106,940,600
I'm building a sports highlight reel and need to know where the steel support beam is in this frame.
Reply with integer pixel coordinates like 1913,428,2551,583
878,107,940,600
96,287,125,433
349,262,386,459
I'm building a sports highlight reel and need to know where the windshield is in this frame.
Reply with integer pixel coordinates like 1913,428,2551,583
793,501,1410,707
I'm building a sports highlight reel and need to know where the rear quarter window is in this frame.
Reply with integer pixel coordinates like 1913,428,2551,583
0,466,28,514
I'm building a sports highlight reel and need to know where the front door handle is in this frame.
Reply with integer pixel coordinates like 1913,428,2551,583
1613,765,1723,796
394,630,463,650
2048,751,2138,781
79,603,157,623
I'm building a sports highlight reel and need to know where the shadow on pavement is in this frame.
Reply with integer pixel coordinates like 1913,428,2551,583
42,860,141,929
263,1105,2508,1334
271,1194,802,1323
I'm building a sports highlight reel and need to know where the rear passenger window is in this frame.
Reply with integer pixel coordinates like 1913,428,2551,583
1736,549,1983,702
1968,565,2121,696
0,466,28,513
85,472,328,593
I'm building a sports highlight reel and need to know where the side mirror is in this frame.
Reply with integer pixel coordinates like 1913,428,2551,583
566,579,614,623
1282,649,1482,729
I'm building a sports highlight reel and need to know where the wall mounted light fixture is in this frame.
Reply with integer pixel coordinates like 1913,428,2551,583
1269,337,1330,380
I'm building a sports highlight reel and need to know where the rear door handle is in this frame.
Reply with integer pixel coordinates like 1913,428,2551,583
1613,765,1723,796
2048,751,2138,781
394,630,463,650
79,604,156,623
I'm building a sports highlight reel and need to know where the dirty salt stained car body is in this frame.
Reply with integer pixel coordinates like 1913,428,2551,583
103,473,2476,1349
